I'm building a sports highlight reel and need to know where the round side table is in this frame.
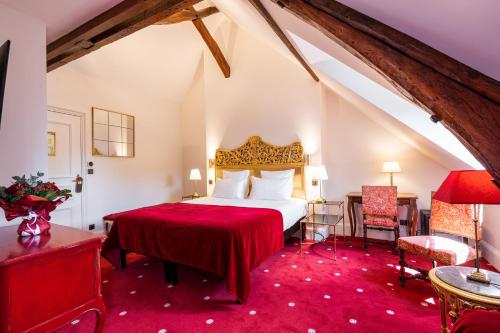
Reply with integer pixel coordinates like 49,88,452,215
429,266,500,333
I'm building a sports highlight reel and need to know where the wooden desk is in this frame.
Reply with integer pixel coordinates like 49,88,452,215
429,266,500,333
0,224,106,333
346,192,418,239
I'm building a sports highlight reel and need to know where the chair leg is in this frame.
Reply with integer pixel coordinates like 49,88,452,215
363,225,368,251
394,227,400,251
399,249,406,287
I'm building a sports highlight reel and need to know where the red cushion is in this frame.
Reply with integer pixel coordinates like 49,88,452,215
451,309,500,333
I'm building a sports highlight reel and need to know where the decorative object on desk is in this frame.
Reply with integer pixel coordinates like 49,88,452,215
0,172,71,236
92,107,134,157
433,170,500,284
382,161,401,186
312,165,328,203
47,131,56,156
189,168,202,198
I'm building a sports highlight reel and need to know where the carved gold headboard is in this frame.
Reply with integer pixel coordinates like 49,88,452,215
215,136,306,198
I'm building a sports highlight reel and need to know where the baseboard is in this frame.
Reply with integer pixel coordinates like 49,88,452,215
482,240,500,271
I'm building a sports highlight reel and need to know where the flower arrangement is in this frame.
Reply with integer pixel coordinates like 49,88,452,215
0,172,71,236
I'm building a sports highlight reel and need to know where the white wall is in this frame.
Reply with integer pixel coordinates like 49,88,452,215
483,206,500,269
321,87,454,239
47,66,183,231
0,4,47,226
180,57,207,196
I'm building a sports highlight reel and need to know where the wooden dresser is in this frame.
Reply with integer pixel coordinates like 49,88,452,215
0,224,106,333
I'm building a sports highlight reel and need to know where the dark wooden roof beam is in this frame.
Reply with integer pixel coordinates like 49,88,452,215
249,0,319,81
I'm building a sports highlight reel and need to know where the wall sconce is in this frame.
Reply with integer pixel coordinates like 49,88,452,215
208,159,215,168
305,154,311,166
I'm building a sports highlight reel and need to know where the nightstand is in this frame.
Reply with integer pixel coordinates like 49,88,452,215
300,200,345,260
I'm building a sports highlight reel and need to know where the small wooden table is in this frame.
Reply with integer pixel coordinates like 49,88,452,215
346,192,418,240
0,224,106,333
429,266,500,333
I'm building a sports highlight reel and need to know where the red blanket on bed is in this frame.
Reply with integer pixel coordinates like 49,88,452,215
102,203,284,302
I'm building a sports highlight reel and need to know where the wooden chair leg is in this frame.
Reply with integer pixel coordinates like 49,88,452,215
399,249,406,287
363,225,368,251
394,227,400,250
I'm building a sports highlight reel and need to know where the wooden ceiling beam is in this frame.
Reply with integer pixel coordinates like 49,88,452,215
192,16,231,78
155,6,219,24
47,0,201,72
248,0,319,81
272,0,500,182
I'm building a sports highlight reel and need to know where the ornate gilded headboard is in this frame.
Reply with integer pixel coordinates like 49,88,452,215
215,136,306,198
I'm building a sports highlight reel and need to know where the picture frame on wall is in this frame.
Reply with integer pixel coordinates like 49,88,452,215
47,131,56,156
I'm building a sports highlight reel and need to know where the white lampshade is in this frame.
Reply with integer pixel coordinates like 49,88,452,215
189,168,202,180
314,165,328,180
382,161,401,173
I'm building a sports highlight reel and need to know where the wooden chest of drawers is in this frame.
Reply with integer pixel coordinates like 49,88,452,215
0,224,105,332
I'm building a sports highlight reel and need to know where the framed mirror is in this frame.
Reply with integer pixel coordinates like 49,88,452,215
92,107,135,157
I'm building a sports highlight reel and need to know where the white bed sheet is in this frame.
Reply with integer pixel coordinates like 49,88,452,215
185,197,308,231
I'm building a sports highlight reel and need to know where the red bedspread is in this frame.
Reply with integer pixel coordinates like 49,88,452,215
102,203,284,302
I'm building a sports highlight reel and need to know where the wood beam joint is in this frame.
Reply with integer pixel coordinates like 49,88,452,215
249,0,319,81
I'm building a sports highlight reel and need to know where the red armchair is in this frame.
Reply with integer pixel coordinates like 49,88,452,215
398,196,477,286
362,186,399,251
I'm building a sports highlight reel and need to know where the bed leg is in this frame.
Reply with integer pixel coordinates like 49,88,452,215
120,249,127,269
163,261,178,285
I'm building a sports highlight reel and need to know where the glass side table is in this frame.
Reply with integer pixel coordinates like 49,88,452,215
299,201,345,260
429,266,500,333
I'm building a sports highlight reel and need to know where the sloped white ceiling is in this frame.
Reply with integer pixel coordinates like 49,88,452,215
337,0,500,80
0,0,123,43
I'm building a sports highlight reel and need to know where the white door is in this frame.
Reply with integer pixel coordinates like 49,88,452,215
47,109,84,229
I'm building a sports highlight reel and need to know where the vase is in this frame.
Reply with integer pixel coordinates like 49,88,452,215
17,211,51,237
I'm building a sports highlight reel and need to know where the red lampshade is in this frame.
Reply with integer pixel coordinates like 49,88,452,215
434,170,500,204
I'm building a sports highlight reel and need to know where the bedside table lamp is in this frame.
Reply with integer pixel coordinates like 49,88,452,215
434,170,500,284
313,165,328,203
189,168,202,198
382,161,401,186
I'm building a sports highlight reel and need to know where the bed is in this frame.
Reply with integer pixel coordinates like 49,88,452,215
102,136,307,303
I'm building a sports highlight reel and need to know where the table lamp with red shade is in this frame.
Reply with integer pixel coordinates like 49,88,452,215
433,170,500,284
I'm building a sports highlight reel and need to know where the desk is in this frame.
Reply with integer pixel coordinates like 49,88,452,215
346,192,418,239
429,266,500,333
0,224,106,333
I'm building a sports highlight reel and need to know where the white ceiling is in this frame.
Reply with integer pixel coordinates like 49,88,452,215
0,0,123,43
2,0,498,80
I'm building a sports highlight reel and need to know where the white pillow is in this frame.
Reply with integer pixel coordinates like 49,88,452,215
223,170,250,197
261,169,295,179
212,178,246,199
249,176,293,201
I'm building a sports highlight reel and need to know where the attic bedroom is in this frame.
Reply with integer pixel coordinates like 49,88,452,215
0,1,499,333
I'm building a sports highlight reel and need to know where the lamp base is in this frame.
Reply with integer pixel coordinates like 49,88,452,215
467,270,491,284
314,197,327,204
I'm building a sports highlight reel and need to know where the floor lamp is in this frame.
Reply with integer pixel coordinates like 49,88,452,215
433,170,500,284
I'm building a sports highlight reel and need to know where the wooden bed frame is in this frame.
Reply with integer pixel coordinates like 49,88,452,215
119,136,306,289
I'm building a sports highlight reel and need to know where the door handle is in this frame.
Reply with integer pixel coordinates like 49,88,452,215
72,174,83,193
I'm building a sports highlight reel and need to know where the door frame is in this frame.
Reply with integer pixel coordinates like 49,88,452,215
48,106,88,230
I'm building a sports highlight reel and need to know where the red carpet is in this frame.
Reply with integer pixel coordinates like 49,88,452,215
54,238,494,333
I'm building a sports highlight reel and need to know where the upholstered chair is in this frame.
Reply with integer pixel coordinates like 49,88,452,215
398,196,477,286
362,186,399,251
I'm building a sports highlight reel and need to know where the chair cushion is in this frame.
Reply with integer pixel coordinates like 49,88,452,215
398,235,476,265
364,215,398,227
